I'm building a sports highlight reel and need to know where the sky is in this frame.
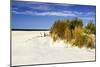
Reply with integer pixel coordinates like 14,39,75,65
11,0,96,29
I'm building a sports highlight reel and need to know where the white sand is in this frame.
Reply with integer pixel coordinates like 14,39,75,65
12,31,95,66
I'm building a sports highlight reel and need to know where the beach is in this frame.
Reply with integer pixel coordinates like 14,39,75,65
12,31,95,66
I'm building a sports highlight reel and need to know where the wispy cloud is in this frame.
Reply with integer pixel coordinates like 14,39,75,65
63,11,83,16
12,10,77,17
12,1,96,20
12,7,96,18
35,12,76,16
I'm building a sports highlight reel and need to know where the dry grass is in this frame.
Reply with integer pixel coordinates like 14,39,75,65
50,19,95,49
72,27,84,48
64,28,72,43
72,27,95,48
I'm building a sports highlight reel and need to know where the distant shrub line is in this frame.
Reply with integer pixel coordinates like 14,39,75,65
50,18,96,49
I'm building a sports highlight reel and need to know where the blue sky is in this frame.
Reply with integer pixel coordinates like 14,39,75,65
11,1,96,29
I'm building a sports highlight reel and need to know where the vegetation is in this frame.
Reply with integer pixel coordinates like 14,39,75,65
50,18,95,49
50,20,68,41
85,20,96,34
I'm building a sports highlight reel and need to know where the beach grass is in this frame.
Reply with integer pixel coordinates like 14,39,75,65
50,18,95,49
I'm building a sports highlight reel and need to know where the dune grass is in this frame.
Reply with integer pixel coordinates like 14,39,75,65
50,18,95,49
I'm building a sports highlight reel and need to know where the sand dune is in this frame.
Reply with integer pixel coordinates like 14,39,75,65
12,31,95,66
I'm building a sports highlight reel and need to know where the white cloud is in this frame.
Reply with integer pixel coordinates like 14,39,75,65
63,11,83,16
12,9,95,18
34,12,76,16
12,10,77,17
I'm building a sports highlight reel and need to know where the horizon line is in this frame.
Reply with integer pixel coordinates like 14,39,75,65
11,29,50,31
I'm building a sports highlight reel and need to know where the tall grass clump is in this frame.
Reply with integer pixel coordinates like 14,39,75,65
50,20,68,41
71,27,95,48
50,18,95,49
72,27,84,48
